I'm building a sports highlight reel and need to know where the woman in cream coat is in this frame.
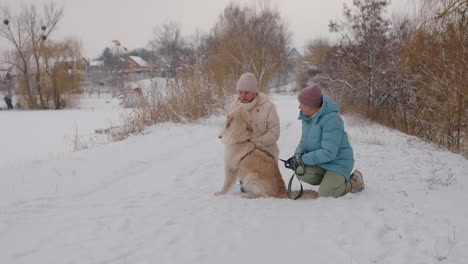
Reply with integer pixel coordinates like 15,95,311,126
229,72,280,158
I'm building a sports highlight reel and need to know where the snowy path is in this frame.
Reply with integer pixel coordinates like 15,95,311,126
1,95,467,264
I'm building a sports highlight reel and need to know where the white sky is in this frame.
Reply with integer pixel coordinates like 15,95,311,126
1,0,412,59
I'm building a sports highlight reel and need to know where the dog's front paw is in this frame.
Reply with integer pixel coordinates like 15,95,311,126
214,190,227,196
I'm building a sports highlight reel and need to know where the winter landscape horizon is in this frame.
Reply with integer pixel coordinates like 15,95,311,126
1,81,467,263
1,0,466,263
0,0,411,58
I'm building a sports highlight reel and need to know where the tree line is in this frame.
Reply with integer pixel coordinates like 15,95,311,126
0,4,82,109
302,0,466,156
1,0,466,156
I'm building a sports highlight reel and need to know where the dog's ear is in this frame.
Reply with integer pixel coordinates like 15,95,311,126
225,114,234,128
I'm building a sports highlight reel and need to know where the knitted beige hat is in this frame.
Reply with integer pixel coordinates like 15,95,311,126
236,73,258,93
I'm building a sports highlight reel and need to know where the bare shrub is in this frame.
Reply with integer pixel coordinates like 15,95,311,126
107,114,147,142
401,0,467,155
426,166,456,190
423,154,456,189
143,66,228,123
72,125,88,152
294,61,320,92
315,0,467,157
116,87,143,108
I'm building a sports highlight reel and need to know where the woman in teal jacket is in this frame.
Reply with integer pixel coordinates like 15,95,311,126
287,84,364,197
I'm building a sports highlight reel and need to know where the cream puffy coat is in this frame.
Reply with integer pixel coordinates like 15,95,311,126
229,92,280,157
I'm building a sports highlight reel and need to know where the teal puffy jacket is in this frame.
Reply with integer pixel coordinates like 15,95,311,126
294,96,354,180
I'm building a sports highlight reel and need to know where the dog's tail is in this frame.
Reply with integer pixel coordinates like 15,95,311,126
278,190,318,199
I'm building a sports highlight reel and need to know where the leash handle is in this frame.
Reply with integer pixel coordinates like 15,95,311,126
281,158,295,170
287,172,303,200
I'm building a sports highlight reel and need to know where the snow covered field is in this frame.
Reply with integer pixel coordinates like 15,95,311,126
0,94,126,168
1,93,467,264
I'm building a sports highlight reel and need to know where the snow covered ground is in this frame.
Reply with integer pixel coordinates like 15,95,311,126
1,93,467,264
0,94,126,168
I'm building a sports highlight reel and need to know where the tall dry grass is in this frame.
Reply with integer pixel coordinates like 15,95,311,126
104,66,231,142
144,68,229,123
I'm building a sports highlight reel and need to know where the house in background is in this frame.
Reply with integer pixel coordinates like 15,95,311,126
151,56,170,75
286,47,303,72
89,60,104,71
120,56,150,73
81,58,89,72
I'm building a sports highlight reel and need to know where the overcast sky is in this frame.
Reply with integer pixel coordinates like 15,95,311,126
1,0,411,59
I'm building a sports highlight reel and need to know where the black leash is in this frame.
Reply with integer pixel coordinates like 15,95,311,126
280,157,303,200
286,170,303,200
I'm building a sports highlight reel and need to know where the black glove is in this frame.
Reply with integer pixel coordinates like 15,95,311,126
284,154,306,176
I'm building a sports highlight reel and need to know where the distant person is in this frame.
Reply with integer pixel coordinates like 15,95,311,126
4,96,13,109
285,83,364,197
4,72,13,109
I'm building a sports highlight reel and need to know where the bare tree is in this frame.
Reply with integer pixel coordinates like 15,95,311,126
297,38,332,92
303,38,331,66
186,29,212,73
149,20,187,85
42,38,83,109
99,47,120,71
328,0,395,117
207,3,290,92
323,0,467,155
0,3,63,109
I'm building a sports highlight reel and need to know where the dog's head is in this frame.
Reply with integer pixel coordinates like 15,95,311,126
219,106,253,144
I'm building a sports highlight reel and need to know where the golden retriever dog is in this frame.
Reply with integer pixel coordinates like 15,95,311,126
215,106,318,199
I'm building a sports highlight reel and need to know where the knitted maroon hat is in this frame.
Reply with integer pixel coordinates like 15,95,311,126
298,84,322,108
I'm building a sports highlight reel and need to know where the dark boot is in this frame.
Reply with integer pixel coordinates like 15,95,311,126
350,170,365,193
